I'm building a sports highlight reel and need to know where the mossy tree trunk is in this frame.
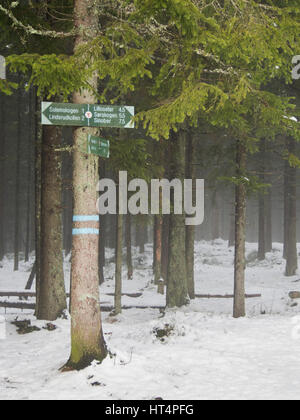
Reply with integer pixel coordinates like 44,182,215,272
233,139,247,319
166,130,188,308
36,125,67,320
67,0,107,370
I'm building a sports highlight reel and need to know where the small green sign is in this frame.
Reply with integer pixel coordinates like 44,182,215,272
41,102,134,128
87,135,110,158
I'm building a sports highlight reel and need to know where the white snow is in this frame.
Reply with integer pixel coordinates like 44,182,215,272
1,240,300,400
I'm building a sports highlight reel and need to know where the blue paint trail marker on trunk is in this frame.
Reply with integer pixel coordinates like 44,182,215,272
72,215,99,235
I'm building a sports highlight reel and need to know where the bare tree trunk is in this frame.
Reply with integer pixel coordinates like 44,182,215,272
114,212,123,314
283,159,289,259
67,0,107,370
126,213,133,280
167,130,188,308
233,139,247,318
0,94,5,261
258,193,265,260
14,86,21,272
25,88,33,263
34,93,42,315
114,179,123,314
99,214,106,285
228,212,235,247
258,139,266,260
98,160,106,285
211,191,220,240
285,137,298,276
154,214,162,285
185,135,195,299
161,214,170,282
35,125,67,321
265,188,272,253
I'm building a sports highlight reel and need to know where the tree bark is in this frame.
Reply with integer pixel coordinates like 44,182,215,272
35,125,67,321
228,212,235,247
166,130,188,308
233,139,247,318
126,213,133,280
264,187,272,253
154,214,162,285
34,93,42,315
14,86,21,272
25,88,33,263
211,191,220,240
0,94,5,261
67,0,107,370
285,137,298,276
185,135,195,299
114,209,123,315
258,138,266,260
98,160,106,285
161,214,170,282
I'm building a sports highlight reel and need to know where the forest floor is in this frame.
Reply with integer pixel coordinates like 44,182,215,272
0,240,300,400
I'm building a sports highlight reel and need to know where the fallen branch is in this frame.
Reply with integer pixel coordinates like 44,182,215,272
195,294,261,299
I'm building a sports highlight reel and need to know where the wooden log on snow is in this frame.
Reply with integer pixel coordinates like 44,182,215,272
0,301,36,310
194,293,261,299
0,291,70,298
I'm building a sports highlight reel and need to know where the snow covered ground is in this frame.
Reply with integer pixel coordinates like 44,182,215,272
1,240,300,400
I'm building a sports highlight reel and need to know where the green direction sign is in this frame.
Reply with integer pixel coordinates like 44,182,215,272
41,102,135,128
87,135,110,158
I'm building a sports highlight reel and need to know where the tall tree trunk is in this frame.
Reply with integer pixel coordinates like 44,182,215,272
233,139,247,318
161,214,170,282
114,210,123,315
99,214,106,285
126,213,133,280
0,94,5,261
258,138,266,260
265,188,272,253
211,191,220,240
14,86,21,272
154,214,162,284
67,0,107,370
185,135,195,299
285,137,298,276
25,88,33,263
228,212,235,247
136,216,146,254
35,125,67,320
283,159,289,259
34,93,42,314
167,130,188,308
98,160,106,285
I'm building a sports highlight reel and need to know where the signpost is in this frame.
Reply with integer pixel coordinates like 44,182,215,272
41,102,135,128
87,135,110,158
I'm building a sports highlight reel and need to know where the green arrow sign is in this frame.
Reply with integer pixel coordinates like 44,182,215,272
87,135,110,158
41,102,135,128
